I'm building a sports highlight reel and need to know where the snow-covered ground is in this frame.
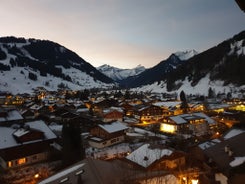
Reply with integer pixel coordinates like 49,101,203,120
132,74,245,97
0,65,114,95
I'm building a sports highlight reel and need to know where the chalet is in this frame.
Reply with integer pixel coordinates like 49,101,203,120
88,121,128,148
0,108,24,126
120,103,135,116
92,99,118,115
0,120,58,170
126,143,186,171
153,101,183,115
102,107,124,122
21,109,36,120
136,105,163,122
202,132,245,183
160,112,216,136
38,158,179,184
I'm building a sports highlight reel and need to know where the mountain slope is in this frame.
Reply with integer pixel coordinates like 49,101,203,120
133,30,245,96
120,50,198,88
165,30,245,91
0,37,115,94
97,64,145,82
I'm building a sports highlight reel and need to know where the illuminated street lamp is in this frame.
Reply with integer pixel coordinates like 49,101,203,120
34,173,40,179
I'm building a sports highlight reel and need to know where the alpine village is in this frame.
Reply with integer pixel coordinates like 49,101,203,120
0,30,245,184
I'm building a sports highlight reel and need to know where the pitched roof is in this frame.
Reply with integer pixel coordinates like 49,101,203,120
126,144,173,168
98,121,128,133
204,132,245,173
0,109,23,123
0,120,57,149
169,112,215,125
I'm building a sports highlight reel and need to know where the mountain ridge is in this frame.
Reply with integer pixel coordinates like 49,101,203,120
0,30,244,96
97,64,146,82
0,37,115,94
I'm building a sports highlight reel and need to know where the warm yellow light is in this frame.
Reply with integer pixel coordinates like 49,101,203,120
191,179,199,184
17,158,26,165
34,174,39,179
7,161,12,168
160,123,176,133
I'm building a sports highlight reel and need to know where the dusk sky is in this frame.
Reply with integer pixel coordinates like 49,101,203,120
1,0,244,69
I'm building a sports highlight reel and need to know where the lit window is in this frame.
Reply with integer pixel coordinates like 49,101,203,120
160,123,176,133
7,161,12,168
17,158,26,165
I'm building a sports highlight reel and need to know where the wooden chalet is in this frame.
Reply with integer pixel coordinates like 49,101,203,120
0,120,59,170
102,107,124,122
160,112,216,136
125,143,186,171
0,108,24,126
88,121,128,148
136,105,163,122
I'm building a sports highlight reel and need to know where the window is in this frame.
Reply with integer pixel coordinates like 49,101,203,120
7,161,12,168
17,158,26,165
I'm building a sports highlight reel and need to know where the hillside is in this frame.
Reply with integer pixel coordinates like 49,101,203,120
0,37,115,94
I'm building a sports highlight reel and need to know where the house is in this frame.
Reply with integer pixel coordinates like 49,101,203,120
0,120,58,170
38,158,179,184
203,132,245,183
0,108,24,126
88,121,128,148
153,101,183,116
160,112,216,136
125,143,186,171
21,109,36,120
102,107,124,122
136,105,164,122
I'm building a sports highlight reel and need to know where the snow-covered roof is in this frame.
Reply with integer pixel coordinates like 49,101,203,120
126,144,172,168
0,109,24,123
13,128,30,137
153,101,181,108
98,121,128,133
198,139,221,150
208,103,231,110
223,129,245,140
230,156,245,167
169,116,187,124
169,112,215,125
0,120,57,149
103,106,124,114
38,163,85,184
194,112,216,124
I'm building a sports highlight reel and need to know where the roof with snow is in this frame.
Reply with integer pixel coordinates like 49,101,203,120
169,112,215,125
103,106,124,114
126,144,173,168
198,139,221,150
153,101,182,108
38,163,85,184
0,109,23,123
223,128,245,140
98,121,128,133
0,120,57,149
204,132,245,173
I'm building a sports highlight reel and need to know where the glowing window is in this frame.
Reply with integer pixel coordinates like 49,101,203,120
7,161,12,168
160,123,176,133
17,158,26,165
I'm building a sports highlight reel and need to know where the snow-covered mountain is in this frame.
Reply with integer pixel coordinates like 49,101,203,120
174,49,199,60
132,31,245,96
97,64,146,82
0,37,115,94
